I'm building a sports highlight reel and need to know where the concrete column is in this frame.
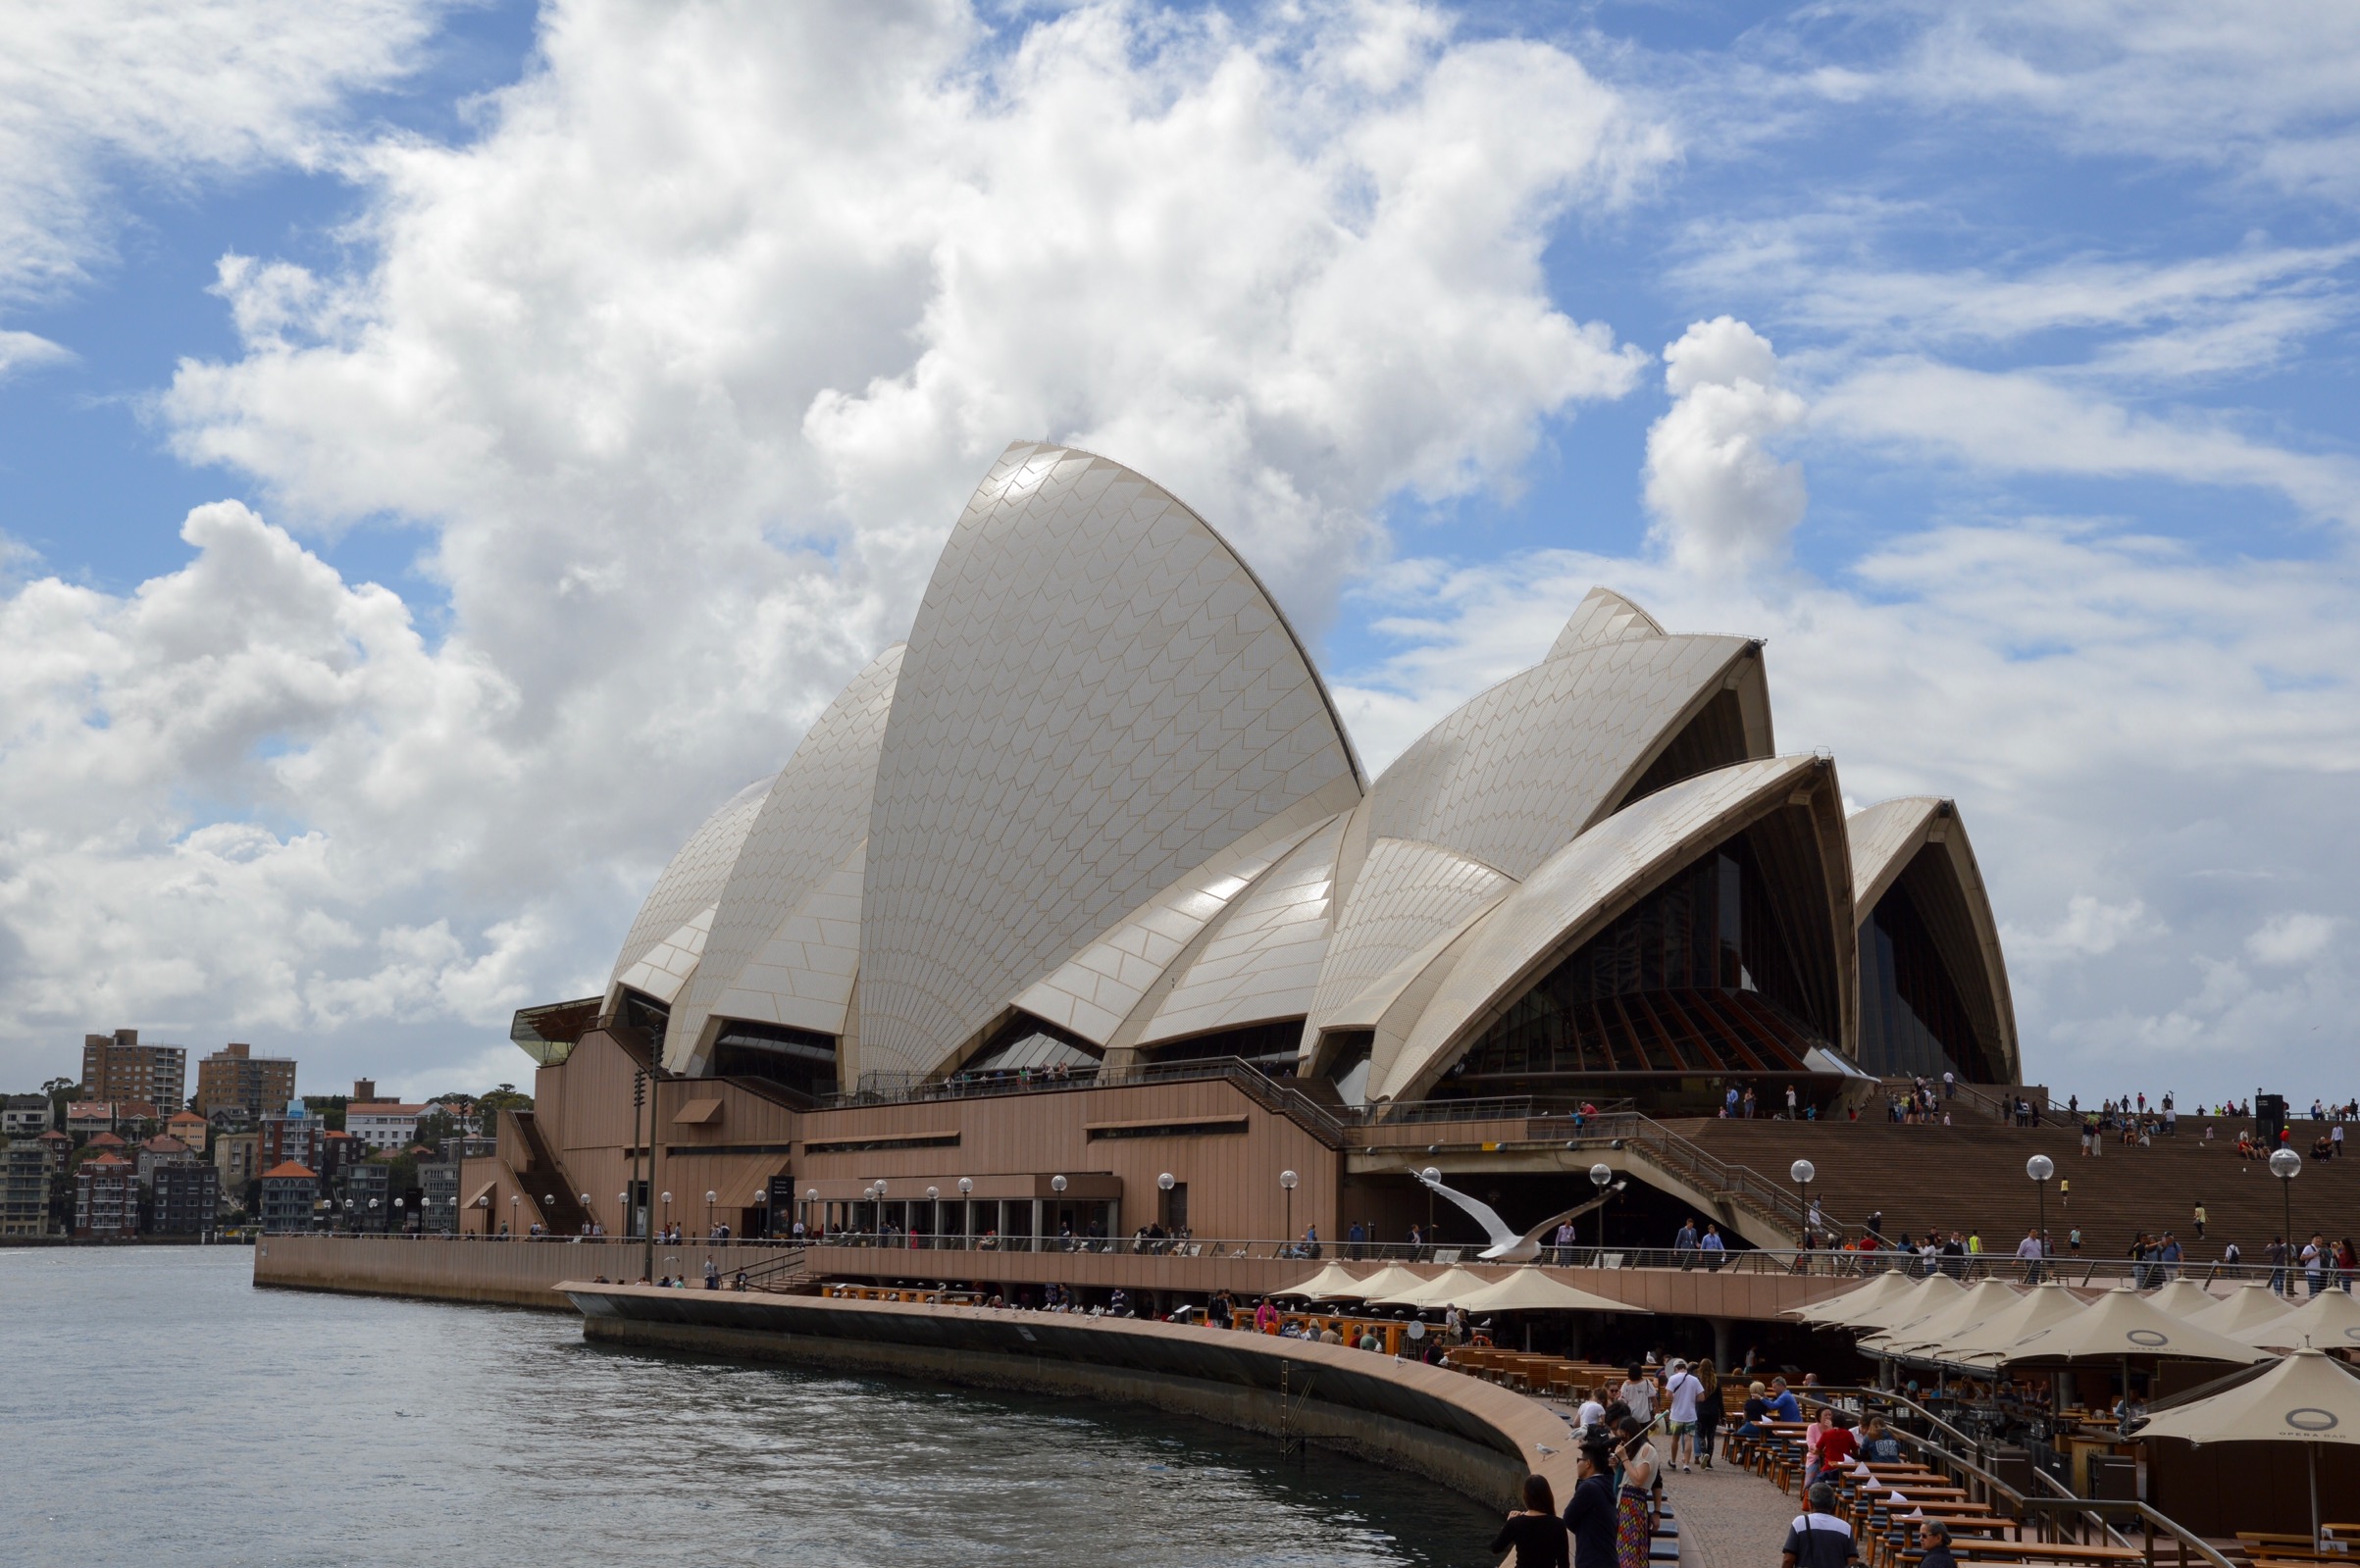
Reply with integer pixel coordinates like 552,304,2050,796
1710,1315,1734,1368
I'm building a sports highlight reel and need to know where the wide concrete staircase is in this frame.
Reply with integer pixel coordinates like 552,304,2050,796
1668,1115,2360,1260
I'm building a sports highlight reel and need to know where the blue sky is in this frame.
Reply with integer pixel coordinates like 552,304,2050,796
1,0,2355,1104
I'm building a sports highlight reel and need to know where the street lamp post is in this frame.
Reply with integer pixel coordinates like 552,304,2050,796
617,1192,629,1248
957,1177,972,1247
704,1189,717,1240
804,1186,819,1241
2271,1146,2301,1292
509,1193,519,1237
1278,1169,1299,1253
1790,1160,1816,1256
2026,1155,2054,1281
660,1189,673,1239
1589,1163,1613,1257
1050,1174,1066,1252
1157,1171,1175,1239
927,1186,940,1250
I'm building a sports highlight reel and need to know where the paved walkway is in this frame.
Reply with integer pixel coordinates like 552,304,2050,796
1668,1459,1807,1568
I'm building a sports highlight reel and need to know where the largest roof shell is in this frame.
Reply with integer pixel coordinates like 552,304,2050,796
853,441,1365,1080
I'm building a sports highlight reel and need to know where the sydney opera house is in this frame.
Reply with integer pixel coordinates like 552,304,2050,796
488,441,2019,1250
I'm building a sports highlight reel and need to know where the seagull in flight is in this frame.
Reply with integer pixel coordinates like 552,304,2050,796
1408,1167,1625,1262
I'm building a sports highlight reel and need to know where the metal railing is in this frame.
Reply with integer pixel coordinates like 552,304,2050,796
1794,1386,2233,1568
811,1056,1350,1144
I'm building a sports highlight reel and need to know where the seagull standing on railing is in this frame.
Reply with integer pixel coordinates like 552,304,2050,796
1408,1167,1624,1262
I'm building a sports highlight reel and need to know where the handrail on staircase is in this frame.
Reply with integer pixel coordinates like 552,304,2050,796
1798,1387,2227,1568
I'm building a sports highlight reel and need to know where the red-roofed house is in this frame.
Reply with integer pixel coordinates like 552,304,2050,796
166,1109,210,1150
66,1102,115,1136
84,1131,127,1152
259,1161,318,1233
75,1153,136,1238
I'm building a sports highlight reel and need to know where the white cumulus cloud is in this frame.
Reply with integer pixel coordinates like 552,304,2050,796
1642,317,1808,571
0,0,1664,1094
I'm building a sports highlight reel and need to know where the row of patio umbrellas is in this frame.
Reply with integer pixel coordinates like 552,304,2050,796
1794,1271,2360,1366
1802,1271,2360,1547
1272,1259,1640,1316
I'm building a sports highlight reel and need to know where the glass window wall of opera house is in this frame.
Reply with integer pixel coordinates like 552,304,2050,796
489,441,2021,1245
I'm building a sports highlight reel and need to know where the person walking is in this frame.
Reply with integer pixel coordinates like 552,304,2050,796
2193,1202,2207,1240
1694,1360,1724,1470
1491,1474,1570,1568
2016,1227,2045,1284
1786,1085,1799,1118
1673,1216,1699,1268
1664,1358,1704,1472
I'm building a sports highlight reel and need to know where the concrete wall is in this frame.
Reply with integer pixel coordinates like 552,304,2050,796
252,1235,774,1310
254,1233,1849,1322
564,1284,1572,1511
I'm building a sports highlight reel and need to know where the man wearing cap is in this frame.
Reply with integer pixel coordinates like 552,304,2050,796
1781,1484,1857,1568
1663,1358,1704,1473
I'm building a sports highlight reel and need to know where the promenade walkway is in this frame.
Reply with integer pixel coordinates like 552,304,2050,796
1672,1462,1808,1568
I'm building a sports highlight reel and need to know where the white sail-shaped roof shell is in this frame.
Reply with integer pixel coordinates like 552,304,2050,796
660,644,904,1073
1847,794,2021,1085
1377,753,1855,1102
1303,605,1771,1063
608,774,773,992
854,442,1364,1081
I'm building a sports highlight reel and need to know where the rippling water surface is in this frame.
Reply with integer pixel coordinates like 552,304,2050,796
6,1248,1500,1566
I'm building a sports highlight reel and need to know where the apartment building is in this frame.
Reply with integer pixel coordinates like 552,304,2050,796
195,1043,297,1120
81,1030,186,1112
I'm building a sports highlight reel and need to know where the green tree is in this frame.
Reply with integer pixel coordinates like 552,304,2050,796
478,1084,533,1124
41,1078,81,1130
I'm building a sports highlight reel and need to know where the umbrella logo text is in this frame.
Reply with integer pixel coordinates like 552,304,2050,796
2285,1407,2339,1433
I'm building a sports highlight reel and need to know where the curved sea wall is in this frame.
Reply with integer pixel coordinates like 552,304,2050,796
560,1282,1576,1511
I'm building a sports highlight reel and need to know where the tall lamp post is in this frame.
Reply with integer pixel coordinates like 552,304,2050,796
1589,1163,1614,1256
617,1191,629,1249
578,1192,591,1238
1157,1171,1175,1239
2270,1146,2301,1292
2026,1155,2054,1281
926,1186,940,1250
1790,1160,1816,1253
704,1189,717,1240
1278,1169,1299,1253
660,1189,673,1239
509,1193,520,1237
805,1186,819,1240
957,1177,972,1247
1050,1174,1066,1252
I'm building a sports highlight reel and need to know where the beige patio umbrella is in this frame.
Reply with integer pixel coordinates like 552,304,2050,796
1274,1260,1371,1299
2137,1347,2360,1547
1840,1273,1967,1334
1999,1286,2271,1368
2233,1288,2360,1352
1371,1265,1497,1308
1869,1279,2023,1356
2143,1278,2222,1319
1455,1267,1639,1315
1934,1283,2088,1365
2188,1283,2307,1337
1787,1268,1918,1326
1351,1262,1440,1300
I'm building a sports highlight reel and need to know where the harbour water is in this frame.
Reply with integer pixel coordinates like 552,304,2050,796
5,1247,1499,1566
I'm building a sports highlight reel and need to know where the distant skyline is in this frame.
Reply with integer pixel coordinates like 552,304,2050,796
1,1,2356,1101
